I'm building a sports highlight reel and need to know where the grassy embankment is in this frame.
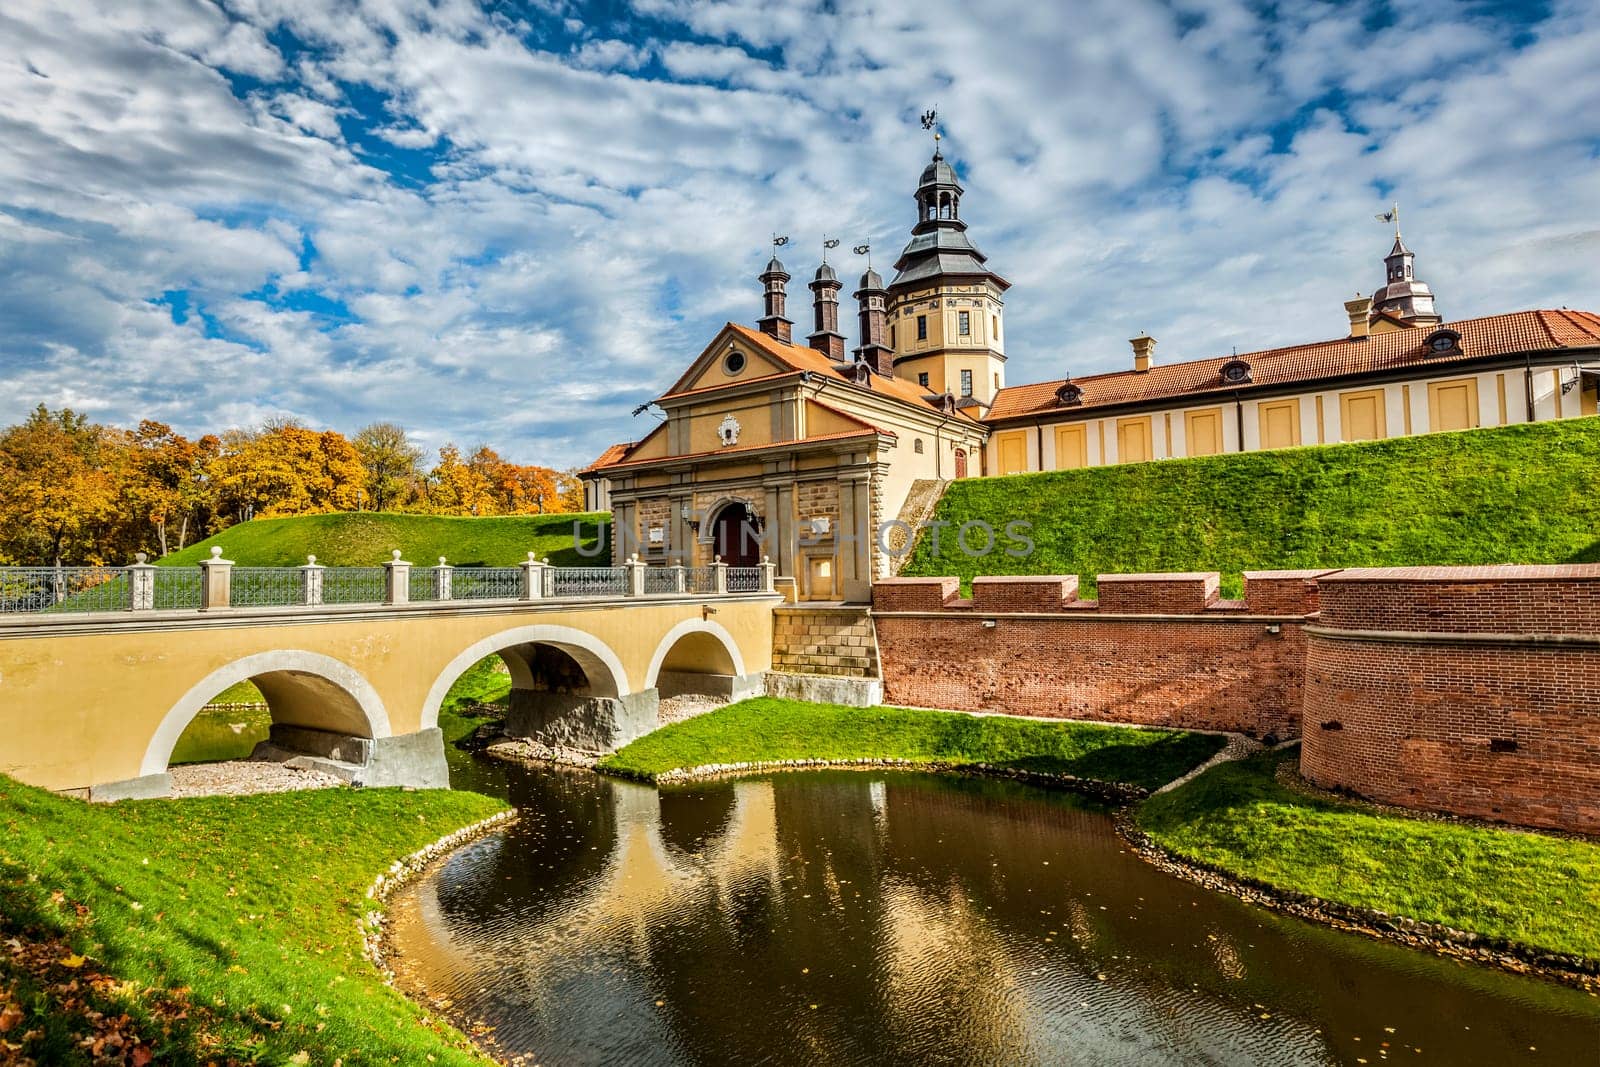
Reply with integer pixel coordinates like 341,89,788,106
161,513,572,762
1137,749,1600,961
598,697,1225,792
0,775,505,1064
903,418,1600,596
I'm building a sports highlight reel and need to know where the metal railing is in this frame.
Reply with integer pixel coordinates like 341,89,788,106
321,567,386,605
231,567,304,608
0,556,774,617
452,567,522,600
728,567,764,593
547,566,627,598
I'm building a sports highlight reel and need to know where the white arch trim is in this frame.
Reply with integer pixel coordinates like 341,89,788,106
420,623,632,731
643,618,747,689
141,650,393,777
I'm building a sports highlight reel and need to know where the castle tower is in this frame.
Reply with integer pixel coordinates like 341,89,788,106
852,267,893,377
1368,226,1441,333
807,261,847,361
758,255,793,342
886,140,1010,408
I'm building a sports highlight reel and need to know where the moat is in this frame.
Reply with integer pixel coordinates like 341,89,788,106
386,756,1599,1066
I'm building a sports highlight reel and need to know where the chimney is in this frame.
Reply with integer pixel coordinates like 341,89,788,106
1130,333,1156,373
1345,294,1372,339
758,257,793,342
852,268,894,376
807,263,847,361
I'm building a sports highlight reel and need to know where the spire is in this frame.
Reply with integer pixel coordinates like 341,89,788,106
888,139,1008,295
1368,208,1440,330
757,238,792,341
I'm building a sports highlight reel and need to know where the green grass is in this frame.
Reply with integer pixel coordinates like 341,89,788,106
440,655,512,712
905,418,1600,596
598,697,1225,791
159,511,609,569
0,776,505,1064
1136,749,1600,960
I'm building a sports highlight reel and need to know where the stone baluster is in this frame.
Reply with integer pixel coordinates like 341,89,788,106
520,552,548,601
383,550,410,606
711,556,729,595
128,553,155,611
299,554,324,606
760,554,777,593
199,546,233,611
670,562,687,594
434,557,453,601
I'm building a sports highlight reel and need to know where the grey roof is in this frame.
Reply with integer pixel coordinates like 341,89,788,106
812,261,838,283
763,256,788,276
919,153,962,192
856,267,884,292
889,220,1007,291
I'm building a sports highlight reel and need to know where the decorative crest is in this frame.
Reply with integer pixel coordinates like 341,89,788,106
772,234,789,250
852,242,871,268
822,236,840,263
1375,203,1400,239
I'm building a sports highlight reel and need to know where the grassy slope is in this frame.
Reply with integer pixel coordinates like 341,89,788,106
904,418,1600,596
160,511,609,569
598,697,1225,791
0,776,504,1064
1137,750,1600,960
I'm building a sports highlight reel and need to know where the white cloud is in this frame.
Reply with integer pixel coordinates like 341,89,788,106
0,0,1597,471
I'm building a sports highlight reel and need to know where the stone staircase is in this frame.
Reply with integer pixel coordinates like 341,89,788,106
887,478,950,575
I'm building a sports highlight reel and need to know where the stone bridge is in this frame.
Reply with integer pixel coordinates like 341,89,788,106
0,558,779,800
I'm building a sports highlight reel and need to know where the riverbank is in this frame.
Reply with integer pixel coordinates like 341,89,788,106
0,775,504,1064
593,697,1227,792
1132,747,1600,984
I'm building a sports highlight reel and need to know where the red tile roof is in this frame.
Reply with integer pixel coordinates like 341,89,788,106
987,309,1600,422
588,428,883,473
581,442,633,473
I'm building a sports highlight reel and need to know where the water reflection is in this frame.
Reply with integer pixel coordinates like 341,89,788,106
390,761,1600,1066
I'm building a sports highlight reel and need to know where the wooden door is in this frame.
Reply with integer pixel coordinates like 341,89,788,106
1183,409,1223,456
1116,417,1152,463
1428,378,1479,432
1340,389,1387,442
1054,424,1088,468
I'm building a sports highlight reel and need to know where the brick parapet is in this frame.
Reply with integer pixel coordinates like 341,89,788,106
1096,572,1220,614
1317,565,1600,635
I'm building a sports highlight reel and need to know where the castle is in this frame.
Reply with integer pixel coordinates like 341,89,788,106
584,143,1600,602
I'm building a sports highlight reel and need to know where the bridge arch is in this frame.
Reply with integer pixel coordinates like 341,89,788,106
644,618,746,690
142,650,392,777
420,623,631,732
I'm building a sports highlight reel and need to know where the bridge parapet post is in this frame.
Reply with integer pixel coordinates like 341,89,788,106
520,553,549,601
760,555,777,593
383,550,411,606
433,557,454,601
128,553,156,611
670,562,687,594
625,554,647,596
199,546,233,611
712,557,729,595
299,555,324,606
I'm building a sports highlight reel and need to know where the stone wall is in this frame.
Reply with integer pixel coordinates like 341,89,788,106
1300,566,1600,834
771,606,879,678
872,572,1322,738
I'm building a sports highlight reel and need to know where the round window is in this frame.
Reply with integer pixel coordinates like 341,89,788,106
723,350,746,375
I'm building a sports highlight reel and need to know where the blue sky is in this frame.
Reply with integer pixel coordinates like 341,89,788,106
2,0,1598,467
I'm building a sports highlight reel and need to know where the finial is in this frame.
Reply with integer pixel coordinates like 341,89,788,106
392,549,402,561
210,546,223,559
771,233,789,254
439,556,447,566
135,552,147,564
307,554,316,565
528,550,538,562
1376,202,1401,240
853,242,872,269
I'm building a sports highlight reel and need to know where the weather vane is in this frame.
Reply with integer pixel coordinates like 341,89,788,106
852,242,871,268
920,108,941,152
771,233,789,252
1375,203,1400,239
822,236,840,263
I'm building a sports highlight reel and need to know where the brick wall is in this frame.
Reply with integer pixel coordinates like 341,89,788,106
871,571,1322,738
1301,565,1600,834
772,606,880,678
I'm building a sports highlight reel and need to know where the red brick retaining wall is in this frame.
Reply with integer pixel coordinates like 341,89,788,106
874,564,1600,833
1301,566,1600,834
871,572,1325,738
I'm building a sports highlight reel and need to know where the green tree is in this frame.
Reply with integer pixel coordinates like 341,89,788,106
353,422,424,512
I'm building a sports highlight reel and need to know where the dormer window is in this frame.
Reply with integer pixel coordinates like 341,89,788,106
1423,328,1462,356
1219,359,1253,385
850,361,872,386
1054,380,1084,406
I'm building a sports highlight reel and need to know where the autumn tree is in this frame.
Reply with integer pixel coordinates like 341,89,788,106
353,422,424,511
210,422,366,520
125,420,217,555
0,406,121,565
425,443,495,515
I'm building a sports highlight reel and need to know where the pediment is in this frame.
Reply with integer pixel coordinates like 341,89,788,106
662,324,796,398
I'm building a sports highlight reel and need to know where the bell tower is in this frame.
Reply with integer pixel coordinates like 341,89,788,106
885,128,1010,409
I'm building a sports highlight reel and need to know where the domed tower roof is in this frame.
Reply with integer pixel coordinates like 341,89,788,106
889,146,1008,294
855,267,884,293
762,256,789,278
1370,231,1439,327
812,261,838,284
918,151,963,194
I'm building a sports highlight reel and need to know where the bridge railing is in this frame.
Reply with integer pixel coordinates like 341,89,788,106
0,550,777,617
